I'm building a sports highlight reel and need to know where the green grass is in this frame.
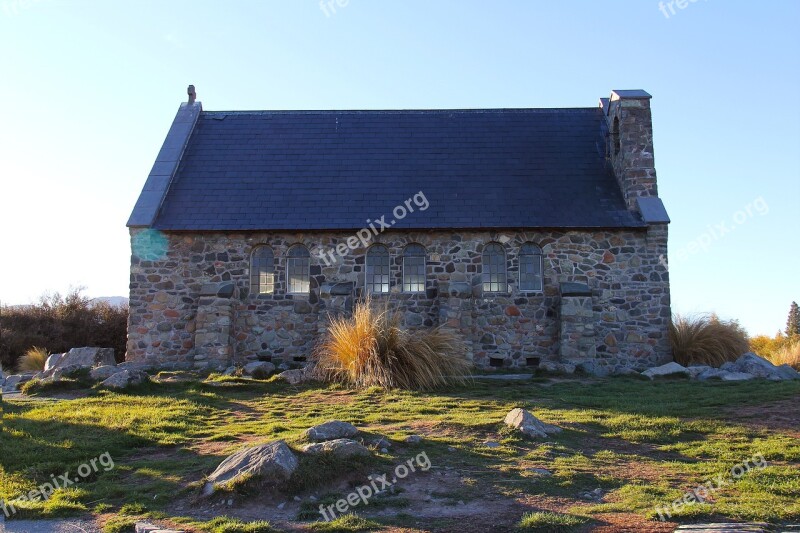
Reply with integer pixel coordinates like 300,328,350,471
2,376,799,529
307,513,383,532
516,511,589,531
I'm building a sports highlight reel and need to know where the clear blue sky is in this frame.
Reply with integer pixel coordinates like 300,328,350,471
1,0,798,336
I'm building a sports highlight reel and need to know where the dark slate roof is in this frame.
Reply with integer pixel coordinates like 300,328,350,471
149,108,645,231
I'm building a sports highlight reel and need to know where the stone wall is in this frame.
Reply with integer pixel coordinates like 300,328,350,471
127,226,671,373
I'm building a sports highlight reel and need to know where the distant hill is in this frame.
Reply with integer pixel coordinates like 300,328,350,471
90,296,129,308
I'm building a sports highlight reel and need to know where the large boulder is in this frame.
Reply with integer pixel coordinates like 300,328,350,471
243,361,276,379
44,353,64,371
504,408,562,438
305,420,359,442
641,362,690,380
91,365,124,381
101,369,149,389
730,352,797,380
277,368,311,385
44,348,115,378
203,440,298,495
2,373,35,393
302,439,371,458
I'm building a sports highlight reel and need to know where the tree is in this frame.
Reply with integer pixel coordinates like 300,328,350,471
786,301,800,338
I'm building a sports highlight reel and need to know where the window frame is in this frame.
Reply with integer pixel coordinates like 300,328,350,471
519,243,544,293
286,244,311,295
402,243,426,293
365,244,391,294
482,242,508,294
249,245,275,296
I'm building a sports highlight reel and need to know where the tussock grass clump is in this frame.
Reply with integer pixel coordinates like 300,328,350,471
516,511,589,531
670,314,749,367
312,296,471,390
766,337,800,370
17,346,49,372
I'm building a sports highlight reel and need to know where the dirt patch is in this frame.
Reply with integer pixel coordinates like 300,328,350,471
721,397,800,438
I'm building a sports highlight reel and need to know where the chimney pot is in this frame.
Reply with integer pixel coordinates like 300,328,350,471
187,85,196,104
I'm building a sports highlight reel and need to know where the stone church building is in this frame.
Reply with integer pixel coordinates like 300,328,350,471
126,87,672,374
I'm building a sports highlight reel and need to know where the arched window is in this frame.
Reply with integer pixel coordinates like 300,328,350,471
402,244,426,293
482,242,507,293
250,245,275,295
287,244,310,294
519,243,543,292
366,244,391,294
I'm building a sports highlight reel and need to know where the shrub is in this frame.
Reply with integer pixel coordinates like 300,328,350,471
670,314,749,367
766,337,800,370
312,296,471,390
0,288,128,370
17,346,49,372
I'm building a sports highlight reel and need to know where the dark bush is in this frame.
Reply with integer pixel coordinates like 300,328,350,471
0,289,128,371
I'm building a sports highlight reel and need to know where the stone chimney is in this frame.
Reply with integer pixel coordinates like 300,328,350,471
600,90,664,217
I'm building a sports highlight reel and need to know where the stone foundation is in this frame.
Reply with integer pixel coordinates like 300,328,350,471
127,227,671,374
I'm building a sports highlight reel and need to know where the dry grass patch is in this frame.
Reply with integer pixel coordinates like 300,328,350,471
312,296,472,390
17,346,49,372
670,314,749,367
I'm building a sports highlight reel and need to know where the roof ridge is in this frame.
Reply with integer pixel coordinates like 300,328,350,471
200,107,599,115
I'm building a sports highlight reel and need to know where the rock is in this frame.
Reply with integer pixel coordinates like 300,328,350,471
370,436,392,449
302,438,371,458
51,364,85,381
686,365,713,379
529,468,552,476
641,362,690,379
305,420,359,442
776,364,800,380
726,352,798,380
155,371,198,383
52,347,115,371
101,369,149,389
203,440,298,495
44,353,64,371
243,361,276,379
91,365,123,381
483,441,500,448
404,435,423,444
719,371,756,382
579,488,605,502
504,408,562,438
2,373,35,392
222,366,237,376
136,524,185,533
697,368,728,381
277,368,309,385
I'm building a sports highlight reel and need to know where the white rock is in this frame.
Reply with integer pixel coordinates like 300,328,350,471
302,438,371,458
204,440,298,495
641,362,690,379
91,365,123,381
719,371,756,381
101,369,148,389
277,368,308,385
44,353,64,371
504,408,562,438
305,420,359,442
404,435,423,444
243,361,276,378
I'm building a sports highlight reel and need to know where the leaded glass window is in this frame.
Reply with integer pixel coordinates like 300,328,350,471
366,244,391,294
482,243,507,293
250,245,275,295
402,244,426,293
519,243,543,292
287,244,310,294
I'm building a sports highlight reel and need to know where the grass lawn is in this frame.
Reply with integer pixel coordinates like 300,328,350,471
1,374,799,532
